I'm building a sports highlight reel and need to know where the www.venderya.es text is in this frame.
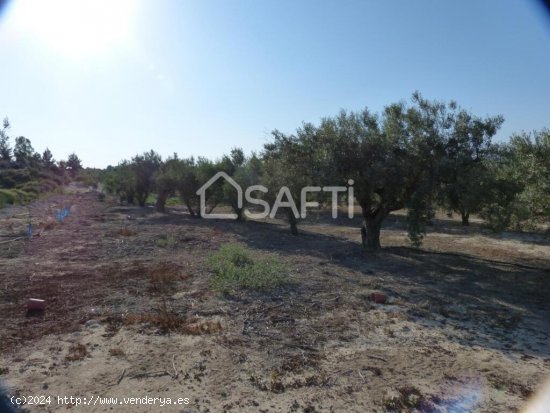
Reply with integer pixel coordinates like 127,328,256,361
10,395,190,407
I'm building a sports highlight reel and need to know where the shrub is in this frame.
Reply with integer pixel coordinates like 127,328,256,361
154,234,178,248
0,189,18,205
208,243,288,293
65,343,88,361
19,181,41,195
0,188,39,208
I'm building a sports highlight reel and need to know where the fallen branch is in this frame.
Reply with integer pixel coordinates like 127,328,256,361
0,236,25,244
128,370,172,379
171,355,179,379
116,368,126,385
367,355,388,362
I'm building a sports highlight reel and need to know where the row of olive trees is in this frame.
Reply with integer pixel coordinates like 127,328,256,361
102,148,263,217
101,93,549,249
262,93,507,248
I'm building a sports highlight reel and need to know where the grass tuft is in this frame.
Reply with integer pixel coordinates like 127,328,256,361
65,343,88,361
208,243,289,293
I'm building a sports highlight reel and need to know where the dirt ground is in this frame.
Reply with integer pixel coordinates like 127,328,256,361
0,190,549,413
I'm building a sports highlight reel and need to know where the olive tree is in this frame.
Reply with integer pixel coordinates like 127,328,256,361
262,125,324,235
103,161,137,204
219,148,263,220
484,129,550,230
154,155,182,213
317,93,452,249
439,109,504,225
175,157,221,217
132,150,162,206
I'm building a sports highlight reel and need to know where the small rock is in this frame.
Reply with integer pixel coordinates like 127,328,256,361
85,319,100,329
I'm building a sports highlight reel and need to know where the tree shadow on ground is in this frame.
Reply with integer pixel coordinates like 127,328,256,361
142,208,550,359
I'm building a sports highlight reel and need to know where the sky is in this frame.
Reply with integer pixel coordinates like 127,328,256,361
0,0,549,168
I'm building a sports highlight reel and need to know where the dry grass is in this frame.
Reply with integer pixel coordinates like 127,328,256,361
382,385,427,412
116,226,137,236
108,347,125,357
124,311,222,335
148,262,187,292
65,343,88,361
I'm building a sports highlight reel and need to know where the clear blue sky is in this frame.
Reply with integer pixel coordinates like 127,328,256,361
1,0,549,168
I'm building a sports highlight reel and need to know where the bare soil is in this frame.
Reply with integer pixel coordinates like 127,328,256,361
0,190,549,413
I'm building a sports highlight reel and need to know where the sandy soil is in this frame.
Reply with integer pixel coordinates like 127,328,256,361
0,190,549,413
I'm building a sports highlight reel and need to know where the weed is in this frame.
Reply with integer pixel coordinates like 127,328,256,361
109,347,125,357
383,385,424,412
149,262,186,293
384,327,395,338
117,227,137,236
166,197,180,206
154,234,178,248
65,343,88,361
124,311,221,335
125,311,185,332
208,243,289,293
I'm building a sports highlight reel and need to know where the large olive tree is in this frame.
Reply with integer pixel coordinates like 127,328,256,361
439,109,504,225
317,93,452,249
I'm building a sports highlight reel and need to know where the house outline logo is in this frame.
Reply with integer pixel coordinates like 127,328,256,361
196,171,242,219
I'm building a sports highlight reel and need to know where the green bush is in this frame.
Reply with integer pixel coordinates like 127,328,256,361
0,169,32,188
0,188,37,207
208,243,289,293
0,189,16,206
154,234,178,248
166,197,180,206
19,181,41,195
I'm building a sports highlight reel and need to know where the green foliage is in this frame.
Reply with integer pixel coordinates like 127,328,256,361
154,234,178,248
0,117,71,208
153,155,183,212
13,136,34,166
307,93,455,248
221,149,263,220
262,126,324,234
0,168,32,188
208,243,289,293
166,196,180,206
66,153,83,177
505,129,550,229
102,161,137,204
439,109,505,225
175,156,223,217
76,167,102,188
0,117,11,162
174,157,201,215
42,148,54,167
406,191,435,247
132,150,162,206
0,188,35,206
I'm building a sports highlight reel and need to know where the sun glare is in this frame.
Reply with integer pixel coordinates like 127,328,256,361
8,0,137,58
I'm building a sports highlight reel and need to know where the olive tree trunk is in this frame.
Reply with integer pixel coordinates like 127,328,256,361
288,210,298,235
460,210,470,226
155,192,169,213
361,207,386,250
